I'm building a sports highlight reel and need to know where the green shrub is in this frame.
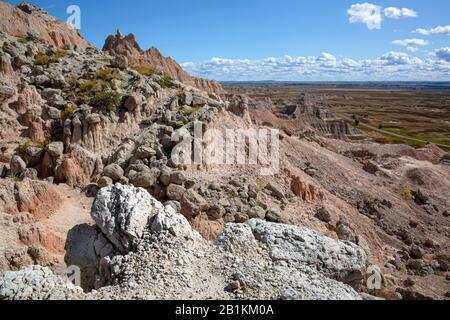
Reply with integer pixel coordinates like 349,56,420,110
6,172,21,181
160,73,173,88
36,136,53,149
130,64,163,76
34,49,67,66
182,105,201,115
16,36,28,44
90,91,122,112
256,178,266,191
19,140,33,154
402,187,413,201
61,104,78,121
79,79,110,93
34,53,51,66
95,68,121,82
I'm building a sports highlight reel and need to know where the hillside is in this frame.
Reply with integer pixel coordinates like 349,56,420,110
0,2,449,301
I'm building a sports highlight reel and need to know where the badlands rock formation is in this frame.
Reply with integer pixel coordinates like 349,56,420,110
0,2,89,49
103,30,224,94
0,2,448,300
1,184,367,300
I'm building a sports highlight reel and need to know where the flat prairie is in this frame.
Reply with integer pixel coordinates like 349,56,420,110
224,82,450,151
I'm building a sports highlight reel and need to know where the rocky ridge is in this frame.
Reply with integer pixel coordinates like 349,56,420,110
0,2,89,49
103,30,224,94
0,2,449,301
1,184,368,300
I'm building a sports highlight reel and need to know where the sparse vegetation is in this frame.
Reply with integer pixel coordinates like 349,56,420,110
182,105,201,115
34,49,67,66
61,104,78,121
95,68,121,82
402,187,413,201
130,63,163,76
18,140,33,154
35,136,54,149
130,63,173,88
89,91,122,112
6,172,21,181
16,36,28,44
160,72,174,89
78,79,110,93
256,178,266,191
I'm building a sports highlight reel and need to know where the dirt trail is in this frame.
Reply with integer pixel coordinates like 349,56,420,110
43,185,93,245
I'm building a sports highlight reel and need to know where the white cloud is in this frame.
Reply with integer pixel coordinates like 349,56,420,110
347,3,382,30
384,7,417,19
407,46,419,53
181,52,450,81
380,51,422,65
415,25,450,36
392,38,429,46
392,38,428,52
435,47,450,62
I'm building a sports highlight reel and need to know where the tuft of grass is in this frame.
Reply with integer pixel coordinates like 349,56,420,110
7,172,21,181
89,91,122,113
34,53,51,66
402,187,413,201
61,104,78,121
35,136,53,149
78,79,110,92
95,68,121,82
34,49,67,66
160,72,173,89
130,63,163,76
256,178,266,191
16,36,28,44
182,105,201,115
19,140,33,154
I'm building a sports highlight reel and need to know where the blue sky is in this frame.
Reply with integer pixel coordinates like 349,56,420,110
5,0,450,81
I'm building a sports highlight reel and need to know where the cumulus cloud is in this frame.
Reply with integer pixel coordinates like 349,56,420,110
415,25,450,36
384,7,417,19
392,38,428,52
435,47,450,62
347,3,382,30
380,51,423,65
392,38,429,47
181,52,450,81
406,47,419,53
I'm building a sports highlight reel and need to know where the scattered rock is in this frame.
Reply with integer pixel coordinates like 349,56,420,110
91,184,165,253
20,168,37,180
111,55,128,70
45,142,64,158
316,206,332,223
97,176,113,188
103,164,124,181
166,184,186,201
10,155,27,175
170,171,186,185
410,245,424,259
248,207,266,219
404,277,415,287
265,183,285,199
0,266,83,300
363,161,379,174
180,189,208,218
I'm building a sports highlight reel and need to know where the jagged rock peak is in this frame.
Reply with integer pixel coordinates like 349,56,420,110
102,31,224,94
